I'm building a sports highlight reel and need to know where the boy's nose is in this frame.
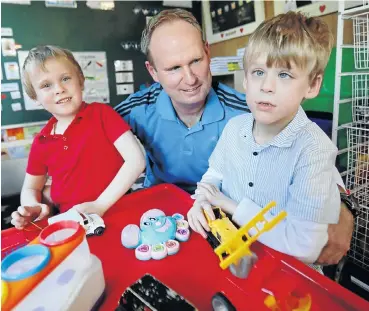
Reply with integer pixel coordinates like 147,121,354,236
261,76,275,93
55,83,65,94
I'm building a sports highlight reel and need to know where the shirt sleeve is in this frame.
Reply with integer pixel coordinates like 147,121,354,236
232,145,340,263
100,104,131,143
232,197,328,263
26,138,47,176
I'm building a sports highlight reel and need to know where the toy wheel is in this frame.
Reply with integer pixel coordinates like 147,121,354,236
212,293,236,311
94,227,105,236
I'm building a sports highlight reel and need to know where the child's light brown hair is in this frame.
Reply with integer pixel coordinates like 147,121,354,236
22,45,85,100
244,11,334,84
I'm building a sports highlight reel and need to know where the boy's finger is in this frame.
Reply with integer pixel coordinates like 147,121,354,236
202,201,215,220
197,212,210,232
193,218,208,239
17,206,31,217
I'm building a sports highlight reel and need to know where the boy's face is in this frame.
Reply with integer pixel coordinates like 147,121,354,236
243,54,322,128
31,57,83,120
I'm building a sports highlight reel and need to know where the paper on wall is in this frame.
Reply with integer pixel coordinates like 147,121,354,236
114,60,133,72
4,62,20,80
2,82,19,92
1,38,16,56
11,102,22,111
116,84,134,95
115,72,134,83
10,91,21,99
1,28,13,37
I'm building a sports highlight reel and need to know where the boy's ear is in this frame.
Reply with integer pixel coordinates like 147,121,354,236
305,74,323,99
243,75,248,92
145,61,159,83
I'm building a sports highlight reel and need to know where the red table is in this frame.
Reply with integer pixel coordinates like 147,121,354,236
2,184,369,310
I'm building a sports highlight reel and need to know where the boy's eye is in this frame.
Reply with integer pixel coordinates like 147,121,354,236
62,76,71,82
169,66,180,72
279,72,292,79
252,70,264,77
41,83,51,89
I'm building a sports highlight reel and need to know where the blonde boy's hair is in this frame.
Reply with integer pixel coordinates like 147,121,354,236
141,8,203,65
22,45,84,100
244,11,334,83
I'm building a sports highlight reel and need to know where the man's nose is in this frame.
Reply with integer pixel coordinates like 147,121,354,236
183,67,197,85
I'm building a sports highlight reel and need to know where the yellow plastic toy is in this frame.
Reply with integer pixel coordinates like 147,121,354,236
204,201,287,270
264,293,312,311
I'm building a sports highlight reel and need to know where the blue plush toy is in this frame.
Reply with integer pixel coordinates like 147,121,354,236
121,209,190,260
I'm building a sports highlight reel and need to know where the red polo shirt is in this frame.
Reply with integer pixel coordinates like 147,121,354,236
27,102,131,212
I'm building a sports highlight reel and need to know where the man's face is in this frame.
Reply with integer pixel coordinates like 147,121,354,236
146,20,212,109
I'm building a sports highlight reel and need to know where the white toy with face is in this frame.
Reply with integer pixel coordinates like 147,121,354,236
121,209,190,260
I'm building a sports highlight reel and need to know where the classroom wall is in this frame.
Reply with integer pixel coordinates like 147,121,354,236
209,1,353,57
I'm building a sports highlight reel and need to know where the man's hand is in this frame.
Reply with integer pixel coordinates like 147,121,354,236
73,201,107,217
195,182,237,215
187,195,214,239
316,204,354,265
11,204,50,230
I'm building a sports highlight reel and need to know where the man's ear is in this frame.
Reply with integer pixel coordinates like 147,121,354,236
145,61,159,83
305,74,323,99
204,41,211,59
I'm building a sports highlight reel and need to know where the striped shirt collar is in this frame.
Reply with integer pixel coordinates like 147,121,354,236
156,87,224,125
240,106,311,148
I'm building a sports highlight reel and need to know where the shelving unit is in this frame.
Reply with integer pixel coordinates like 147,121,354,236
333,1,369,272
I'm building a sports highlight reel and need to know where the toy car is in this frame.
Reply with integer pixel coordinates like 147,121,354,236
48,209,105,237
204,201,287,272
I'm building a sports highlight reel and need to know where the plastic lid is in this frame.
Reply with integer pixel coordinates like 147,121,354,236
1,245,50,281
39,220,83,246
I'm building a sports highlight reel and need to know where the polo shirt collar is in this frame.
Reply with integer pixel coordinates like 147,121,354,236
39,102,88,138
156,87,224,125
240,106,311,148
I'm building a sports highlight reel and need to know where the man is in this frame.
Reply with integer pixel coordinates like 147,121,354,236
115,9,353,266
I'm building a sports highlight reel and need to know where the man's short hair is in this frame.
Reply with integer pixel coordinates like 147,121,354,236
244,11,334,84
141,8,203,65
22,45,85,100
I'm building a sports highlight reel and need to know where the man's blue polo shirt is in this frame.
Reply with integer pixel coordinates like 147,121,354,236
114,82,249,193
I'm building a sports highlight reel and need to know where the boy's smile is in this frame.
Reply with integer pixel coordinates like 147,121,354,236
30,57,84,121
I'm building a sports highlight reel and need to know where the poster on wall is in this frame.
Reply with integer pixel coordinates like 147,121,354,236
18,50,110,110
202,0,265,44
274,1,365,17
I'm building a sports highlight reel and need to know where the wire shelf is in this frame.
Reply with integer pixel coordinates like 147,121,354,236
352,74,369,123
346,123,369,270
353,12,369,69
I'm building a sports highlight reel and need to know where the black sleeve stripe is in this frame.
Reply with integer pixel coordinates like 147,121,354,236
213,82,245,103
115,89,161,115
118,98,158,117
218,97,250,112
217,93,248,108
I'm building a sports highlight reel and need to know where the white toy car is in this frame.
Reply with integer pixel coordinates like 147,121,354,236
48,209,105,236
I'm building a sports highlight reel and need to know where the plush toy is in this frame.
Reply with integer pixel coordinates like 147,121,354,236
121,209,190,260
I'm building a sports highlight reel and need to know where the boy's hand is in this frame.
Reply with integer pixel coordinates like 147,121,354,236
195,182,238,215
73,201,107,217
11,204,50,230
187,198,214,239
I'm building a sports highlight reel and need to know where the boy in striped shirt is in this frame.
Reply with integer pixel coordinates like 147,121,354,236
188,12,341,267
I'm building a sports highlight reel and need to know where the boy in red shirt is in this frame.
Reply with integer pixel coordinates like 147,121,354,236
11,45,146,229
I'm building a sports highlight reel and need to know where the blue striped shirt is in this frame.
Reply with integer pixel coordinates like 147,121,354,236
114,82,249,193
200,106,341,263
